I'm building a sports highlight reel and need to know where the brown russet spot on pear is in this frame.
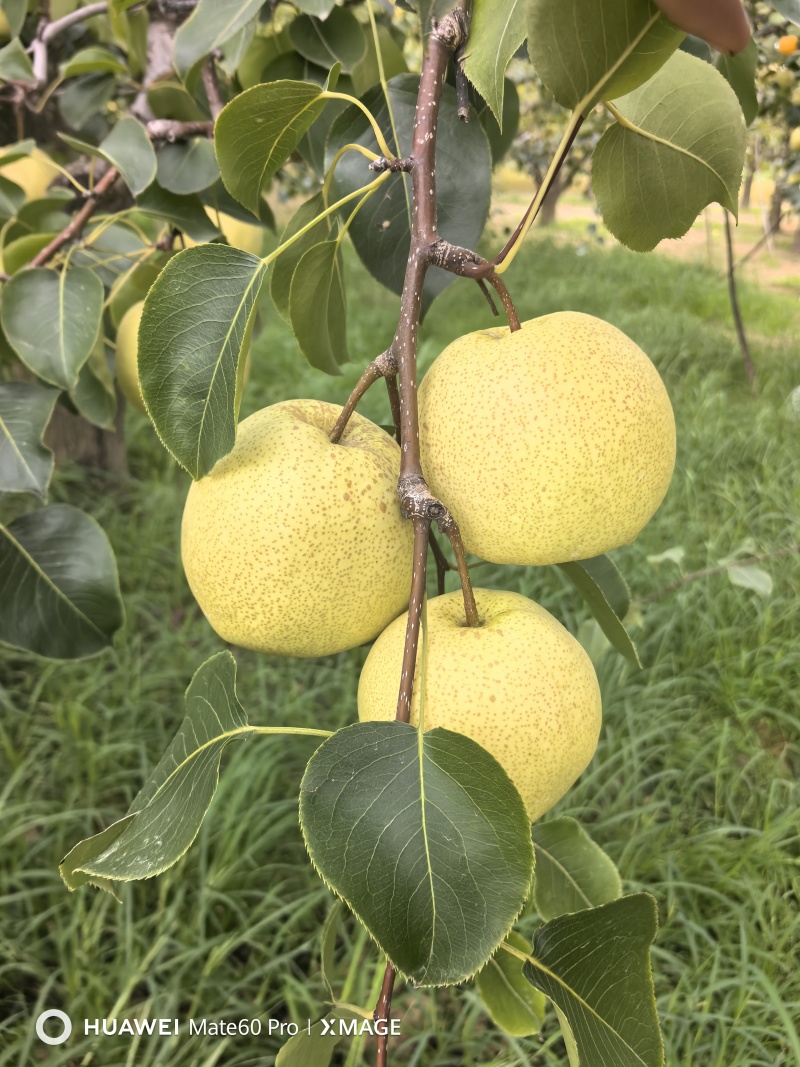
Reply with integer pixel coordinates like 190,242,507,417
418,312,676,566
358,588,602,823
181,400,414,658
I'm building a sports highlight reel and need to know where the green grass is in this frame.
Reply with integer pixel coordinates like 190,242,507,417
1,230,799,1067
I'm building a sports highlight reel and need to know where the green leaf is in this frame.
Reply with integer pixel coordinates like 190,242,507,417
0,38,36,83
156,138,220,195
326,74,492,314
136,182,222,242
215,79,326,215
531,817,623,921
523,895,663,1067
289,9,366,74
0,0,27,37
275,1008,363,1067
174,0,267,78
270,192,331,321
59,73,117,131
351,23,407,97
593,51,747,252
0,504,124,660
716,38,758,126
527,0,683,111
0,381,59,499
727,564,773,598
1,267,104,390
0,175,25,221
289,239,347,376
70,341,116,430
478,78,521,165
774,0,800,26
61,46,129,78
557,556,640,666
475,931,546,1037
299,721,534,987
60,651,250,893
138,245,267,479
320,899,343,1000
293,0,335,15
62,116,157,196
462,0,526,123
0,138,34,167
0,233,57,274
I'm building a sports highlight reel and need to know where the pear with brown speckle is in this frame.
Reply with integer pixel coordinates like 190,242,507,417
418,312,676,566
358,588,601,822
181,400,414,657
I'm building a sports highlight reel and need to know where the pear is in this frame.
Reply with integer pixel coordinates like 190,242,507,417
358,588,601,822
0,149,56,201
181,401,414,657
186,209,264,255
418,312,675,566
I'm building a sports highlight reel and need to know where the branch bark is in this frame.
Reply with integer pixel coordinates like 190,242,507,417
28,166,119,268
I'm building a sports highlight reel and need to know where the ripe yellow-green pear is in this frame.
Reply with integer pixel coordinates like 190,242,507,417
418,312,676,566
116,300,251,416
358,588,602,822
185,209,264,255
0,148,55,201
182,400,415,657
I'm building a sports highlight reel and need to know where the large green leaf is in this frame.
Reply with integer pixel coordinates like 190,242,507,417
528,0,683,111
289,239,348,375
0,0,27,37
0,381,59,498
351,24,407,98
293,0,335,15
716,38,758,127
0,504,124,660
174,0,266,77
138,245,267,479
135,182,222,242
531,818,623,921
462,0,526,123
275,1008,364,1067
475,931,546,1037
288,9,366,74
299,721,534,987
60,652,248,893
0,267,104,390
59,74,117,132
62,116,156,195
523,895,663,1067
0,175,25,222
61,45,129,78
270,191,331,321
70,341,116,430
156,138,220,195
326,74,492,314
558,555,640,666
593,51,747,252
0,38,36,83
215,79,326,215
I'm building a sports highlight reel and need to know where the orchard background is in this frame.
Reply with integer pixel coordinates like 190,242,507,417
0,0,799,1065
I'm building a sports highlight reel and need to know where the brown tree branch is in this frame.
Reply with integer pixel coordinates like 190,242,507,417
201,56,224,120
639,545,800,604
41,1,112,42
385,375,402,442
28,166,119,268
374,961,396,1067
429,529,452,595
146,119,214,141
329,349,397,444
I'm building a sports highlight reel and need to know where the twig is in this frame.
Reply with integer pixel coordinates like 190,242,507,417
201,57,224,120
638,545,800,604
396,517,431,723
374,961,396,1067
437,515,479,625
41,1,110,41
428,530,452,596
734,211,787,270
329,349,397,444
485,274,521,332
29,166,119,268
723,210,757,393
146,119,214,142
385,376,401,442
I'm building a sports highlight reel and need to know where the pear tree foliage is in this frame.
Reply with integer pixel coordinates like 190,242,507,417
0,0,755,1062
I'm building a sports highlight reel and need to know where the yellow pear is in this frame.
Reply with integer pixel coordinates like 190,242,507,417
358,588,601,822
418,312,675,566
0,149,56,201
181,400,415,657
790,127,800,153
116,299,252,416
185,209,264,255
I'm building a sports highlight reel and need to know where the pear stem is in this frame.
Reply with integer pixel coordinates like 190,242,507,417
329,349,397,445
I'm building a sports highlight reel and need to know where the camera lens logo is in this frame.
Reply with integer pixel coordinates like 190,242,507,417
35,1010,72,1046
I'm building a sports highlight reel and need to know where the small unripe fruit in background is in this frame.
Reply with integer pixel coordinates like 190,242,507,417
181,401,414,657
790,127,800,152
772,68,795,90
358,588,602,822
418,312,676,567
778,34,798,56
0,149,55,201
185,210,264,255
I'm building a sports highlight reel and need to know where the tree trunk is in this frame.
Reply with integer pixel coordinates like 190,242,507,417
44,393,129,480
740,155,755,209
537,172,566,227
768,183,784,233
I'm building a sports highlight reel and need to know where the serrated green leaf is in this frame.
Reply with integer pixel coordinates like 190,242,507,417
275,1007,363,1067
61,46,129,78
528,0,683,111
0,175,25,220
62,116,156,195
270,192,330,321
0,233,57,274
215,80,326,215
0,504,124,660
475,931,546,1037
59,73,117,131
716,38,758,126
289,9,366,74
136,182,221,242
138,245,267,478
156,138,220,195
60,652,250,892
593,51,747,252
0,381,59,498
289,239,347,376
523,895,663,1067
774,0,800,26
558,556,640,666
0,38,35,82
70,341,116,430
531,817,623,921
326,74,491,315
479,78,520,165
174,0,266,77
0,0,27,37
462,0,526,123
1,267,104,390
299,721,534,987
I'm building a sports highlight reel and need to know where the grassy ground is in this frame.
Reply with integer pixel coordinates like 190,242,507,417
1,227,799,1067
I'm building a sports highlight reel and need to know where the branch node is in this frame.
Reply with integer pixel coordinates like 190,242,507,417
369,156,413,173
432,8,468,52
